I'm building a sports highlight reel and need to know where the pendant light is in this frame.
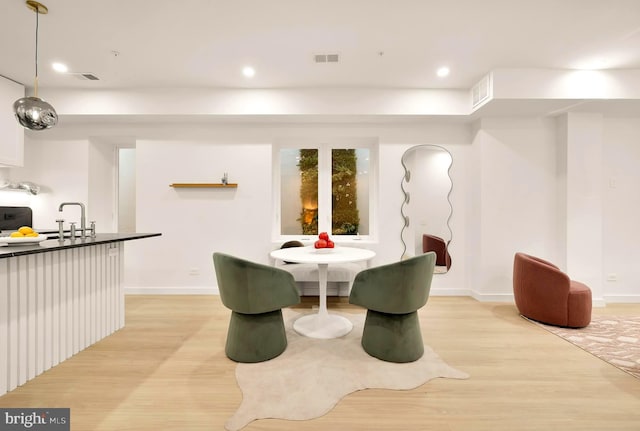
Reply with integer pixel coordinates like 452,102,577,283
13,1,58,131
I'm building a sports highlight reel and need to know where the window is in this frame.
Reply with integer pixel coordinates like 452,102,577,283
274,139,377,241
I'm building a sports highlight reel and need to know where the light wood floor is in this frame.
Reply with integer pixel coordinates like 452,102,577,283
1,295,638,430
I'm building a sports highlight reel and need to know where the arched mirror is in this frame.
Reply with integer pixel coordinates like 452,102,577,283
400,145,453,273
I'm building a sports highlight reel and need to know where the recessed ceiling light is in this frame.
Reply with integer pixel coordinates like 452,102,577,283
436,66,450,77
52,62,68,73
242,66,255,78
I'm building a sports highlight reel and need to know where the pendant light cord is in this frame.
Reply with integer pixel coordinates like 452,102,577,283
14,2,58,130
34,6,39,97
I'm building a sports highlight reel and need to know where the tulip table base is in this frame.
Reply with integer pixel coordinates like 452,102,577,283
293,262,353,339
293,312,353,339
269,246,376,339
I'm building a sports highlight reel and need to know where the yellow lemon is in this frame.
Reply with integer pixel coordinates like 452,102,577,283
18,226,34,235
10,232,25,238
26,232,39,237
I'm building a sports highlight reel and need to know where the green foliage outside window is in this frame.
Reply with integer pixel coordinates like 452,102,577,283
297,148,360,235
331,149,360,235
298,149,318,234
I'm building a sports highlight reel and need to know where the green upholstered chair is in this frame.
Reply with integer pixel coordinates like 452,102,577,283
349,252,436,363
213,252,300,363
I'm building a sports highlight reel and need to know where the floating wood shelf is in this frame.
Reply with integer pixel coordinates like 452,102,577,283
169,183,238,188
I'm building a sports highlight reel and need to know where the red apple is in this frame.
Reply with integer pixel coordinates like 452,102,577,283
326,240,335,248
314,239,328,248
319,231,329,241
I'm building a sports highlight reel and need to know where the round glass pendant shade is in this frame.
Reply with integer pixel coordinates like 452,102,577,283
13,96,58,130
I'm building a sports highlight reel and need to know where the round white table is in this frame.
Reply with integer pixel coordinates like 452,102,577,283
270,245,376,339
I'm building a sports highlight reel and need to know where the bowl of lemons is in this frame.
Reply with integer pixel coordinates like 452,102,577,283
1,226,48,245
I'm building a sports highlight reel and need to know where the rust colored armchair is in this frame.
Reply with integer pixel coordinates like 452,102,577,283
513,252,592,328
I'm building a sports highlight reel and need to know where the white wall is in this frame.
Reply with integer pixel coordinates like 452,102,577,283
9,122,471,295
471,118,559,300
118,148,136,232
8,114,640,302
128,137,274,291
6,139,90,229
88,139,117,233
560,113,605,303
602,117,640,302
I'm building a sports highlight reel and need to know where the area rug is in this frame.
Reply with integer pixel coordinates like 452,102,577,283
225,310,469,431
532,316,640,379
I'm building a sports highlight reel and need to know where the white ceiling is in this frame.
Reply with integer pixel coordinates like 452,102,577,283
2,0,640,92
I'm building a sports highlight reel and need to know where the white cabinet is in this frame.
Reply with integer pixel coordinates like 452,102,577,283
0,76,25,167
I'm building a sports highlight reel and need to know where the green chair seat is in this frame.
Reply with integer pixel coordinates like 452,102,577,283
349,252,436,363
213,252,300,362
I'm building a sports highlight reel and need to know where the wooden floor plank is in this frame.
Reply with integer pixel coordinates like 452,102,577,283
0,295,638,430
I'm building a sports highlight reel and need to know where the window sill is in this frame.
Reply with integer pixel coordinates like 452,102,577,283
272,237,377,247
169,183,238,188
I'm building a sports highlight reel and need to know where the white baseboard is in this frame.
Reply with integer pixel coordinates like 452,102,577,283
122,287,638,305
430,288,470,296
124,286,471,297
469,291,514,302
602,294,640,304
124,286,219,295
469,291,613,307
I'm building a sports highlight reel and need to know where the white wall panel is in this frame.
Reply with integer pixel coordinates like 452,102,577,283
563,113,604,303
471,118,559,300
0,243,124,396
0,259,8,394
18,256,27,386
602,118,640,302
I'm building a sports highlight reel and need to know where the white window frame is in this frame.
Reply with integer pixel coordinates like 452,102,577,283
272,137,378,244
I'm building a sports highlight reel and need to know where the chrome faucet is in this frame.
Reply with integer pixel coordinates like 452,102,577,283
58,202,86,237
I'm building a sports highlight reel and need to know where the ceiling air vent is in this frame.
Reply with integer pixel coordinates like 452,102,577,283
471,73,492,109
314,53,340,63
81,73,100,80
72,73,100,81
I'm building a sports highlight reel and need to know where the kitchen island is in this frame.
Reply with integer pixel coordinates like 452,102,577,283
0,233,161,396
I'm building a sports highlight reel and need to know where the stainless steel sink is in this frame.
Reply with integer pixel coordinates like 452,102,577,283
45,234,83,240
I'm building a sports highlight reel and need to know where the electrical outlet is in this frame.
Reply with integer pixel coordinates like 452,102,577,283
607,273,617,281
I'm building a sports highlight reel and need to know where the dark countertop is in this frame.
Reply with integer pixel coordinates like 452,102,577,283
0,233,162,259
